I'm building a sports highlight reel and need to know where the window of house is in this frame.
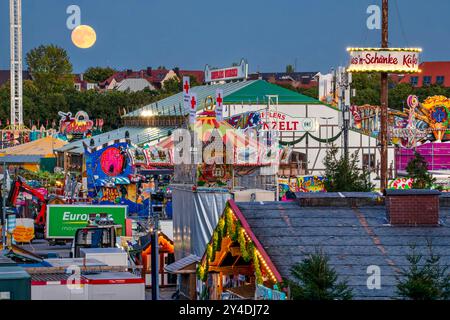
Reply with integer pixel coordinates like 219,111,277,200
410,76,419,86
436,76,445,86
74,83,81,91
423,76,432,86
363,154,375,171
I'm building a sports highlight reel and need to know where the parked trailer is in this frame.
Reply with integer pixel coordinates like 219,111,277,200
30,271,145,300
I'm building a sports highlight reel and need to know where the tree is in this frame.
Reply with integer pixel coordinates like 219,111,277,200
26,45,74,93
406,152,436,189
396,243,450,300
389,83,414,111
323,146,374,192
162,77,182,94
286,64,295,73
287,250,353,300
84,67,116,83
351,73,381,106
297,86,319,99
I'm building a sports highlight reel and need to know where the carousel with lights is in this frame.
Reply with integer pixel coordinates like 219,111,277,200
351,94,450,172
156,97,273,190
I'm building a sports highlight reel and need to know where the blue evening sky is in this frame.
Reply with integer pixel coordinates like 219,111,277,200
0,0,449,73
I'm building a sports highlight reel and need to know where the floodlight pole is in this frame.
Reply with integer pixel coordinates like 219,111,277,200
2,162,7,251
380,0,389,191
150,177,159,300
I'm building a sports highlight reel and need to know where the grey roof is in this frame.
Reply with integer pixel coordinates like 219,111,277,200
236,201,450,300
55,126,173,155
115,78,156,92
165,254,200,273
0,155,42,163
124,80,257,118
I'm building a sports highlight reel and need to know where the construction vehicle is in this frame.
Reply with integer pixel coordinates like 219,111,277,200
7,176,65,239
70,213,119,258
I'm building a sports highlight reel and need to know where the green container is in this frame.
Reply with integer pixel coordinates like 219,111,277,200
0,266,31,300
0,255,17,267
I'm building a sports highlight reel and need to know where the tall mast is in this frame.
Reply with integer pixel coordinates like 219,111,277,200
10,0,23,129
380,0,389,191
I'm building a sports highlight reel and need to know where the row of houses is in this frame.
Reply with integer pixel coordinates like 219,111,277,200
1,61,450,94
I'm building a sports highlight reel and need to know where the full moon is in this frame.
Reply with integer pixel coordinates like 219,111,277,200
71,25,97,49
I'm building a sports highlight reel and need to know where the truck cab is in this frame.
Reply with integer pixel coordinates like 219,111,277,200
70,213,121,258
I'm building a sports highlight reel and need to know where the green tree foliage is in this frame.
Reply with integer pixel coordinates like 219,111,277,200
83,67,116,83
351,73,381,106
0,45,182,129
26,44,74,93
323,146,374,192
286,64,295,73
163,77,181,94
287,250,353,300
406,152,436,189
396,243,450,300
389,83,414,110
163,75,201,95
351,73,450,110
297,86,319,99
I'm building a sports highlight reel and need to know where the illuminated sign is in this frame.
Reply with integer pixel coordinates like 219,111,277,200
205,59,248,83
347,48,421,73
58,110,94,141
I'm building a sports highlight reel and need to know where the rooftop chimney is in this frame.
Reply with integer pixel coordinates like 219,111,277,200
385,189,441,226
146,67,152,76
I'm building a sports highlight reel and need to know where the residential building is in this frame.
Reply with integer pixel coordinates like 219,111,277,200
74,74,97,91
249,71,318,89
0,70,32,87
99,67,205,91
400,61,450,87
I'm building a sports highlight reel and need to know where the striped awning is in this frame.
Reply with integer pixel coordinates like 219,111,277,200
96,177,130,186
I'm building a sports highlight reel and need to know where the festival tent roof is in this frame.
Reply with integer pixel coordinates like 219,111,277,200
223,80,321,105
0,136,67,158
123,80,322,119
157,109,271,166
124,80,257,118
56,126,173,155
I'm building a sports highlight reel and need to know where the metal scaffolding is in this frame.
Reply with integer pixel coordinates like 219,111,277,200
10,0,24,129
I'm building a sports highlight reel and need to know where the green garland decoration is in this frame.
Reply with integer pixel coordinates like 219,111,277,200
238,229,251,262
253,249,263,285
225,209,234,237
197,205,268,283
279,130,343,146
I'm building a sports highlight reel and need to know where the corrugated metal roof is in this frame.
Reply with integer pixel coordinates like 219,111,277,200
0,155,42,163
116,78,156,92
55,126,173,155
124,80,257,118
124,80,322,119
235,201,450,300
165,254,200,273
224,80,321,104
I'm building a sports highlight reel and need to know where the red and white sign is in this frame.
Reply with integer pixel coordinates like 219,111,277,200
182,76,190,112
189,93,197,124
347,48,421,73
205,59,248,83
215,89,224,121
260,111,316,132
